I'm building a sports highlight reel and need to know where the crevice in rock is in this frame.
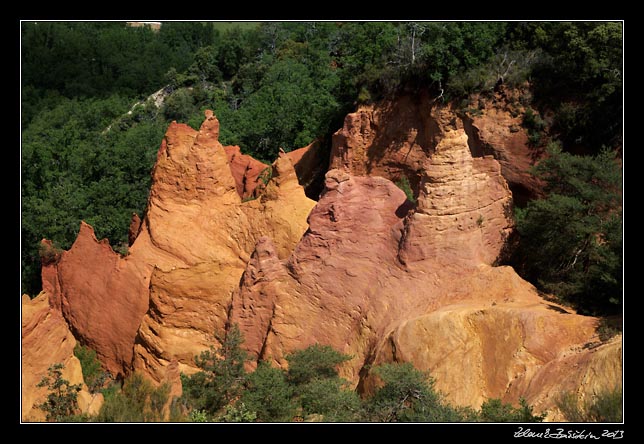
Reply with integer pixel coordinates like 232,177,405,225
257,303,277,363
461,113,495,159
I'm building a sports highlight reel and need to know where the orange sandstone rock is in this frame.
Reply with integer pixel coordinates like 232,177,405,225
22,292,103,421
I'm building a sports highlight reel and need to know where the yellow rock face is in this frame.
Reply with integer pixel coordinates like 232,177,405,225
22,292,103,421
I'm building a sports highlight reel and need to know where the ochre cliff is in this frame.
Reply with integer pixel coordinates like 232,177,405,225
330,87,542,206
22,292,103,421
38,110,315,385
25,101,621,421
231,102,620,415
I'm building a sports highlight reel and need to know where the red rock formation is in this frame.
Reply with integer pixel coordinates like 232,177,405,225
330,92,439,193
224,145,269,200
29,100,619,420
398,108,513,268
330,88,543,205
39,111,316,383
41,223,151,376
230,102,620,415
128,213,142,246
287,140,327,198
466,87,544,205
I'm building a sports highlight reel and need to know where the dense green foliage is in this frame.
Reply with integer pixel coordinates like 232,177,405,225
95,373,172,422
180,324,249,415
512,143,622,315
507,22,622,151
74,344,109,393
38,329,546,423
362,362,478,422
175,327,543,423
22,21,622,319
479,397,546,422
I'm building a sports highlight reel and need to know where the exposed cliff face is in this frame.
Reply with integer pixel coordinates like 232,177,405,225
27,100,620,420
330,92,439,194
224,145,269,200
41,224,151,376
39,111,315,383
231,102,620,412
330,88,542,206
137,135,315,381
22,292,103,421
465,88,544,206
398,107,513,268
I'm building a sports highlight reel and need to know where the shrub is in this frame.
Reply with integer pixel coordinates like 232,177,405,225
363,362,470,422
512,143,622,315
95,372,171,422
395,175,416,203
240,361,295,422
286,344,351,386
297,377,361,422
557,388,622,422
181,324,249,416
162,88,196,121
38,242,63,266
74,344,109,393
219,402,257,423
37,363,82,422
188,409,209,422
479,397,546,422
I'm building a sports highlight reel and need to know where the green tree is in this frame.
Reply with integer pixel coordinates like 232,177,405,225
284,344,360,421
188,46,223,83
219,402,257,423
162,88,197,121
229,58,339,161
285,343,351,386
74,344,109,393
96,372,171,422
240,361,295,422
37,363,83,422
507,22,622,151
181,324,249,416
297,377,361,422
512,143,622,315
479,397,546,422
362,362,474,422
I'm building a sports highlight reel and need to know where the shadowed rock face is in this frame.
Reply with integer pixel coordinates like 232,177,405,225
28,101,620,420
330,92,440,195
330,88,543,206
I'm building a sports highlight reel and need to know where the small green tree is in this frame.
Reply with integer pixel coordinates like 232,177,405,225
162,88,197,121
95,372,171,422
181,324,249,416
395,175,416,203
74,344,109,393
240,361,295,422
297,377,361,422
363,362,472,422
188,409,209,422
219,402,257,423
37,363,82,422
479,397,545,422
286,343,351,386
